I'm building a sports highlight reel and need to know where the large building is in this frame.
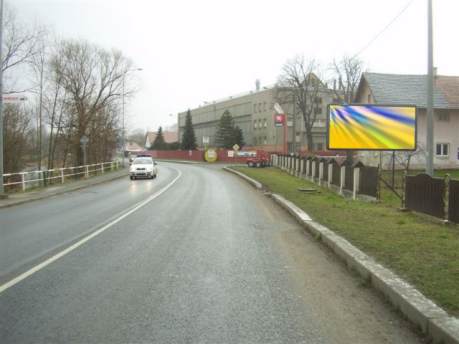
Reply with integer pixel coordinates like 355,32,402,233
178,82,337,152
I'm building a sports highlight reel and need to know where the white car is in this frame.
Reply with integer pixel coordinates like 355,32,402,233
129,157,158,180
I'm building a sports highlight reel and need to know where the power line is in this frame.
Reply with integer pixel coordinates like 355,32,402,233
353,0,416,58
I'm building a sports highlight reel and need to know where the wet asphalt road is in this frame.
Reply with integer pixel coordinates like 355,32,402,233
0,163,423,343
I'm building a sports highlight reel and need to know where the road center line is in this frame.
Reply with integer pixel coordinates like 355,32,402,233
0,168,182,294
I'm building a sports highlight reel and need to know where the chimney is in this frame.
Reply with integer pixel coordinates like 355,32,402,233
255,79,261,91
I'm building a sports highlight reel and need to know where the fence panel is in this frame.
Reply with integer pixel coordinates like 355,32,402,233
405,174,445,219
449,179,459,223
322,161,329,181
331,162,340,186
314,159,320,179
344,165,353,191
359,166,378,197
307,158,313,176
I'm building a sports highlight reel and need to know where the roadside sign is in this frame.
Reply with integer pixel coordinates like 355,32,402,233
80,135,89,145
204,148,218,162
202,136,210,144
3,95,27,103
232,144,240,151
274,114,285,127
228,150,234,158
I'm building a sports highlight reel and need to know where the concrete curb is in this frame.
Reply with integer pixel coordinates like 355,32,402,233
223,167,263,190
231,169,459,344
0,169,128,209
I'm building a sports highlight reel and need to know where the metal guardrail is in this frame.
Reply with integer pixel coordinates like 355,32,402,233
2,161,120,192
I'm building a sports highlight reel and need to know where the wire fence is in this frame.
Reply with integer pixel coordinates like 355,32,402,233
2,161,121,193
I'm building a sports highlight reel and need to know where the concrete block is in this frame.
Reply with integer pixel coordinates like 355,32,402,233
429,317,459,344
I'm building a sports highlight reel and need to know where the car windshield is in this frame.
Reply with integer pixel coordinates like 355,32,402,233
132,158,152,165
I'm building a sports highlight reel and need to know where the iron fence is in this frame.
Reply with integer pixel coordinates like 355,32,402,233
359,166,378,197
448,179,459,223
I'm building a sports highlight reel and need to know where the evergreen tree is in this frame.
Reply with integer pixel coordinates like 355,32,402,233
233,125,245,148
181,109,197,150
152,126,166,150
215,110,236,148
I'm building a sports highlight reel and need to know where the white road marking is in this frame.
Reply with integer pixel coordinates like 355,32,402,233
0,168,182,294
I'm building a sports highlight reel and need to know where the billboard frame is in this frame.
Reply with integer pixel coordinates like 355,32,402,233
326,103,418,151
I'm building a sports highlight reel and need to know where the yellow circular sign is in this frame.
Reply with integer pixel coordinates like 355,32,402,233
204,148,218,162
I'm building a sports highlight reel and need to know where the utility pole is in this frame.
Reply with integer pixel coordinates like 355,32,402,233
292,96,296,153
38,58,44,170
0,0,5,198
426,0,434,176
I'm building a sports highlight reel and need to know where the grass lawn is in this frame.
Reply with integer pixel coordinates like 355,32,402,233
234,166,459,317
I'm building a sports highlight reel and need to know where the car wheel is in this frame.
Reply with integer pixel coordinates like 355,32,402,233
130,176,133,180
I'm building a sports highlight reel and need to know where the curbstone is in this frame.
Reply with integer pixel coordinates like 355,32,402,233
227,168,459,344
223,167,262,190
429,317,459,344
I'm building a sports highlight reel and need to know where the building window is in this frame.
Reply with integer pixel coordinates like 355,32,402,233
258,103,262,112
253,104,257,113
263,102,266,112
438,112,450,121
316,142,324,151
436,143,449,157
264,119,267,127
254,121,257,129
264,137,267,145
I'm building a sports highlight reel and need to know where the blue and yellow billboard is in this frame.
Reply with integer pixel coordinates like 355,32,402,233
327,105,417,150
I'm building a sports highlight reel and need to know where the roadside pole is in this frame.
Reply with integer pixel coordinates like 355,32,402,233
426,0,434,176
0,0,5,198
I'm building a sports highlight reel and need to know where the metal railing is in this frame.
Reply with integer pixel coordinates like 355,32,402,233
2,161,120,193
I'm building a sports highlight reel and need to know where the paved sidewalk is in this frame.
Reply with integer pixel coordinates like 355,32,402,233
0,168,128,209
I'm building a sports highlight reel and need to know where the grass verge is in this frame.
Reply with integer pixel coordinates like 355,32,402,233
234,166,459,317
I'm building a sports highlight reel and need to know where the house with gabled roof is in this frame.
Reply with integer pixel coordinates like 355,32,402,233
355,72,459,168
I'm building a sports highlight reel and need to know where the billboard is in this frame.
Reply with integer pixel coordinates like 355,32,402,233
327,104,417,150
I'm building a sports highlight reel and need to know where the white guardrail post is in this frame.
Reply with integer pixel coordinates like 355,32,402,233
101,163,104,174
21,173,26,192
328,163,333,188
85,165,89,178
353,167,360,200
60,168,65,184
340,165,346,195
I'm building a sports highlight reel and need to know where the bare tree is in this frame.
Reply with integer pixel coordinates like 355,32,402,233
2,5,44,93
277,55,323,151
51,40,133,165
330,55,364,162
330,55,364,104
3,104,33,173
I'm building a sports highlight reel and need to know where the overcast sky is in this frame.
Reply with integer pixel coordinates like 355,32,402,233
11,0,459,133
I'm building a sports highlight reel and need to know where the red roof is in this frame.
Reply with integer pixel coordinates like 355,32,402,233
146,130,178,145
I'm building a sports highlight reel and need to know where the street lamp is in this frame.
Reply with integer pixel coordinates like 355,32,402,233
121,67,142,167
